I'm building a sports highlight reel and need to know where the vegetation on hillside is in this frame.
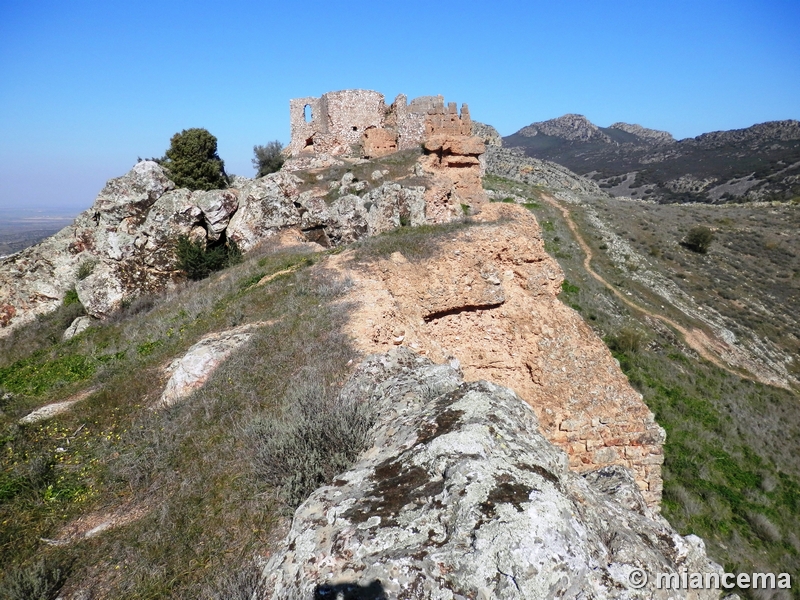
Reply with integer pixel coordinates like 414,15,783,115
0,162,796,597
174,235,242,280
160,128,228,191
0,218,481,598
682,225,715,254
484,174,800,599
252,141,285,177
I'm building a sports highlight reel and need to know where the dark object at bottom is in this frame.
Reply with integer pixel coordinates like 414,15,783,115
315,579,387,600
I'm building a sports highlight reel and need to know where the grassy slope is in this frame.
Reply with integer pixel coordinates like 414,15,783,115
0,219,479,599
0,240,357,598
1,178,798,597
484,175,800,599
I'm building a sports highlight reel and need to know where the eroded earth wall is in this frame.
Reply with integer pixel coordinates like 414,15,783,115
333,203,666,506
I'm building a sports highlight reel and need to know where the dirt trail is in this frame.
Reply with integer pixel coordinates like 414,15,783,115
539,193,752,381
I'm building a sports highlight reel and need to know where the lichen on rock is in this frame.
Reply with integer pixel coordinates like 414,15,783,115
259,348,720,599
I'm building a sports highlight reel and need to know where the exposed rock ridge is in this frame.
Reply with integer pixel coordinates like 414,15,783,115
471,121,502,147
484,146,608,202
609,122,675,144
260,348,720,599
517,113,611,142
0,164,434,335
1,91,493,334
334,203,665,505
687,118,800,147
504,115,800,203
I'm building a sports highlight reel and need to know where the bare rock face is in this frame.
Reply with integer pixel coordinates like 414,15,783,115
609,122,675,145
472,121,503,147
226,172,303,251
292,182,428,248
485,146,606,202
517,113,611,143
62,316,93,340
1,166,302,332
260,348,720,599
335,203,665,505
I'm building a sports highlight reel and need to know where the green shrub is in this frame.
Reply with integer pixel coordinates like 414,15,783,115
252,379,374,511
161,128,228,191
76,259,97,280
682,225,714,254
561,280,580,295
252,141,285,177
606,328,643,354
1,558,69,600
62,289,80,307
174,236,242,281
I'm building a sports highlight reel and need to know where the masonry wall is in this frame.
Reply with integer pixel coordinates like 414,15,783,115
287,89,475,159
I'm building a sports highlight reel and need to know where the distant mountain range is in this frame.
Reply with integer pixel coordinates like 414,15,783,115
503,114,800,203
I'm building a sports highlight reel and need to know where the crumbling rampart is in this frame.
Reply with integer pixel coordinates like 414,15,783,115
287,89,475,159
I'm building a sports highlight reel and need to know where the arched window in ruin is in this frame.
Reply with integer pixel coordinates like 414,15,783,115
304,104,312,123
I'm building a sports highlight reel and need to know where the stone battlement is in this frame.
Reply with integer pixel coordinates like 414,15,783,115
288,90,473,159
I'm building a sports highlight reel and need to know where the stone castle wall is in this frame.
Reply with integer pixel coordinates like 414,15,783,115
287,89,474,160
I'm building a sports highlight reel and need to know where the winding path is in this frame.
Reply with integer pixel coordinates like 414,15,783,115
539,193,751,381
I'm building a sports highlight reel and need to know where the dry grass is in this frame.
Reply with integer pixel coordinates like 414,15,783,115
0,215,494,598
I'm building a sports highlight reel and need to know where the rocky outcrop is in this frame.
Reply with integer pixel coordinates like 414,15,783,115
517,113,611,142
609,122,675,144
226,172,303,251
334,203,665,506
485,146,607,203
471,121,503,147
156,322,265,408
260,348,720,599
0,162,445,335
62,315,93,340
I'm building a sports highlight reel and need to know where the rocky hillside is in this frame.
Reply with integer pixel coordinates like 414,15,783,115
480,154,800,596
262,349,718,599
0,94,798,598
0,152,453,337
504,114,800,203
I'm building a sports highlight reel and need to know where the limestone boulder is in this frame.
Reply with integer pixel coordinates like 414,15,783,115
134,189,205,268
226,172,303,251
62,315,94,340
191,189,239,241
322,195,369,246
156,322,263,408
75,261,126,318
260,348,720,599
363,183,427,234
90,160,175,226
291,182,428,248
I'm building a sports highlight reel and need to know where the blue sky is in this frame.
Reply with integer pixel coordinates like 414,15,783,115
1,0,798,213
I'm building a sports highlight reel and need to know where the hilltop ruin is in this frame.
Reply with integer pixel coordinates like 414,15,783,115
286,89,487,207
287,90,473,158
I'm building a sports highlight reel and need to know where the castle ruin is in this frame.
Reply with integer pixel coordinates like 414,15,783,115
287,90,487,207
287,90,473,159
